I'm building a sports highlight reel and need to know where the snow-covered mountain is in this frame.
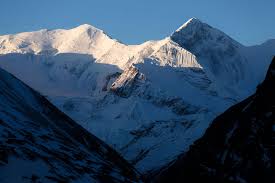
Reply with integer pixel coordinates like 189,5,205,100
0,67,140,182
171,18,249,90
0,18,274,173
155,57,275,183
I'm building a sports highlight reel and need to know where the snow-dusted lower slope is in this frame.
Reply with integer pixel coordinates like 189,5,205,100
0,18,274,173
0,67,140,182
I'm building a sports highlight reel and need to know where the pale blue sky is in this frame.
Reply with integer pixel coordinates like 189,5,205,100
1,0,274,45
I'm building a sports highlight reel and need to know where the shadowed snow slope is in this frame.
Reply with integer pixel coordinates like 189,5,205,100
0,18,274,173
155,57,275,183
0,67,140,183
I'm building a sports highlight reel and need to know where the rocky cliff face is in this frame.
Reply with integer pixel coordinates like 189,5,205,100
110,66,145,97
156,57,275,183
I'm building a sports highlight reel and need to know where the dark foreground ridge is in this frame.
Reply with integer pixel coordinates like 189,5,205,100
0,67,140,183
155,57,275,183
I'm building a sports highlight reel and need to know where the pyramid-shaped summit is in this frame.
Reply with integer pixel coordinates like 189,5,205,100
169,18,247,87
174,18,206,33
170,18,241,51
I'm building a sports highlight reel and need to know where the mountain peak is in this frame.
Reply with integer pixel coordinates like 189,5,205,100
175,17,204,32
170,17,242,53
170,18,246,86
171,18,213,41
73,23,103,33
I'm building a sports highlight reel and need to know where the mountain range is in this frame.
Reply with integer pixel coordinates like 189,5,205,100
0,18,274,175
